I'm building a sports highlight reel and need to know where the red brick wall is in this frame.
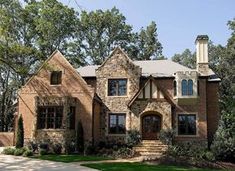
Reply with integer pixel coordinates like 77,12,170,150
0,132,14,146
207,82,220,145
18,51,94,142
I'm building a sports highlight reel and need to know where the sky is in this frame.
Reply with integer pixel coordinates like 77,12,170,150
59,0,235,58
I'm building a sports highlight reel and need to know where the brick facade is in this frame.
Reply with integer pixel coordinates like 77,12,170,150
17,47,220,147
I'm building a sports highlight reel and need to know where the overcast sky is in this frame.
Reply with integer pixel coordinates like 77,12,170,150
60,0,234,58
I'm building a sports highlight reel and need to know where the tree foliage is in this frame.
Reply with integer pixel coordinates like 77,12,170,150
16,115,24,148
172,49,196,69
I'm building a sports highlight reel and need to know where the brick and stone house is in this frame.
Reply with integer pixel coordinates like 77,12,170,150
18,35,220,151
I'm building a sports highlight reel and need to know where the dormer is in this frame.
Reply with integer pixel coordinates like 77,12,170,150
174,71,199,105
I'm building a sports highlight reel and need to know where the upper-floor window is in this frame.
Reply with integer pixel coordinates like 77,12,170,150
173,80,177,96
181,79,193,96
109,113,126,134
37,106,63,129
108,79,127,96
178,114,196,135
50,71,62,85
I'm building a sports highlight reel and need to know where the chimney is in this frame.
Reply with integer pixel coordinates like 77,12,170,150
195,35,209,75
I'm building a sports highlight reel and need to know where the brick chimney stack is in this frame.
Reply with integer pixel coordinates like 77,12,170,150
195,35,209,75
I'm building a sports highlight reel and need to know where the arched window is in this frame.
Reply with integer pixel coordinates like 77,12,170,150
174,81,177,96
181,79,187,96
188,79,193,95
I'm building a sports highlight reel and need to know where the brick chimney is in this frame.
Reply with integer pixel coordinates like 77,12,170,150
195,35,209,75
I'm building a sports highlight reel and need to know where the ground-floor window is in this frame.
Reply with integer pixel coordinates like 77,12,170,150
37,106,63,129
108,113,126,134
178,114,196,135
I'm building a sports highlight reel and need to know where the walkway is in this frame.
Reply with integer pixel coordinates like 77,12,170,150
0,154,98,171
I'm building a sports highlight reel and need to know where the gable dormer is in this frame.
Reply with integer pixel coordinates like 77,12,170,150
96,47,141,99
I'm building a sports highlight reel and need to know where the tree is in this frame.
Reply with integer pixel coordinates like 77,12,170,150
130,21,164,60
76,121,84,153
16,115,24,148
172,49,196,69
72,7,134,65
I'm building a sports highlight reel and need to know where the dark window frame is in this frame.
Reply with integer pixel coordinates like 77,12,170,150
68,106,75,130
37,106,63,129
178,114,197,135
108,113,126,134
108,79,127,96
50,71,62,85
173,80,177,96
181,79,188,96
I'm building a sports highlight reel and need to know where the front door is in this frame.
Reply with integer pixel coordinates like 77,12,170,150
142,115,161,140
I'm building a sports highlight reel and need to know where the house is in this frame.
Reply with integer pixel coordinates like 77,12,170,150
18,35,220,150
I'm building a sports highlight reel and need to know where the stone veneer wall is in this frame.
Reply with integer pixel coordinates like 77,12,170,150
130,100,172,132
96,49,141,143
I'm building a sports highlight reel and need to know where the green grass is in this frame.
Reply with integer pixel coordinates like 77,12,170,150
82,162,218,171
31,154,112,163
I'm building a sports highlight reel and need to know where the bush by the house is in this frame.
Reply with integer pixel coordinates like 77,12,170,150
27,141,38,153
39,143,49,155
52,143,62,154
2,147,15,155
14,147,27,156
211,106,235,162
76,121,84,153
112,147,135,158
159,128,175,145
16,115,24,148
84,141,96,155
23,149,33,157
126,130,141,147
39,148,47,156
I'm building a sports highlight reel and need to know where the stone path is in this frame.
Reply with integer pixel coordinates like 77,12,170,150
0,154,98,171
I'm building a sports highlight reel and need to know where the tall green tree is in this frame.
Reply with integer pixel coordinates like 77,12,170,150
72,7,134,65
130,21,163,60
16,115,24,148
172,49,196,69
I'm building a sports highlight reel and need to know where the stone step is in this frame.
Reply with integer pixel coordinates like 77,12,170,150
134,146,168,151
139,151,164,156
138,143,167,147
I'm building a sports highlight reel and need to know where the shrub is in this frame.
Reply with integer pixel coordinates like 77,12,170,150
84,141,96,155
23,149,33,157
52,143,62,154
126,130,141,147
113,147,135,158
159,128,175,145
39,149,47,156
16,115,24,148
211,108,235,162
64,141,76,154
2,147,15,155
14,147,27,156
28,141,38,153
76,121,84,153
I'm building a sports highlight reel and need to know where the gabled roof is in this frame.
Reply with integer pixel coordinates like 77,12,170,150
128,76,176,107
77,60,193,77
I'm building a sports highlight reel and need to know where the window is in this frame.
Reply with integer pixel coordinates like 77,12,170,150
178,114,196,135
108,79,127,96
37,106,63,129
197,80,200,96
173,81,177,96
68,106,75,129
188,79,193,95
181,79,188,96
50,71,62,85
181,79,194,96
109,113,126,134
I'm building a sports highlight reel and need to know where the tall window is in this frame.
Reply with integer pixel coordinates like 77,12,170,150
51,71,62,85
68,106,75,129
181,79,188,96
188,79,193,95
181,79,194,96
178,114,196,135
108,79,127,96
173,80,177,96
109,113,126,134
37,106,63,129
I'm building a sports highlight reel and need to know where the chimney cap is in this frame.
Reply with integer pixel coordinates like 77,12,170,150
196,35,209,42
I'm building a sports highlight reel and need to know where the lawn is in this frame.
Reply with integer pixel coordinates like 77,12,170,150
31,154,112,163
81,162,218,171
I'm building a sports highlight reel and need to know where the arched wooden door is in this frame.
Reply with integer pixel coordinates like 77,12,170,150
142,114,161,140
